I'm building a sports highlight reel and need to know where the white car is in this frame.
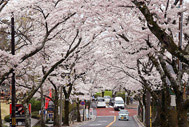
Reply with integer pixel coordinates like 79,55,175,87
96,97,106,108
114,97,125,110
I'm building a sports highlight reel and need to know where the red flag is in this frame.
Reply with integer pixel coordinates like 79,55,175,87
45,89,52,109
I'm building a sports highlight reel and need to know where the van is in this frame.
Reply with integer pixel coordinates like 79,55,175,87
114,97,124,110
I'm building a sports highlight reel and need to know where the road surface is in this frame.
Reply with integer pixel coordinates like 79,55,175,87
80,116,138,127
79,103,139,127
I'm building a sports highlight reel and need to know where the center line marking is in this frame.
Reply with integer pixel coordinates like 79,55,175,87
106,116,116,127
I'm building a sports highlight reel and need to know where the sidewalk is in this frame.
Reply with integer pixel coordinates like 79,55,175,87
3,118,39,127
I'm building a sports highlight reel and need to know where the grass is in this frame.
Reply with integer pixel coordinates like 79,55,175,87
95,90,112,97
1,103,9,119
104,91,112,97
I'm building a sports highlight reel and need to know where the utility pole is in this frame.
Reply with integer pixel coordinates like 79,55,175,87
11,13,16,127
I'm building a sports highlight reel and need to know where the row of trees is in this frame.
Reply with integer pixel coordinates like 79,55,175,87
0,0,189,127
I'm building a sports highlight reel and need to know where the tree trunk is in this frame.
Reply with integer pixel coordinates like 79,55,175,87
53,90,59,127
177,109,188,127
126,96,130,105
23,103,31,127
59,86,63,127
168,107,178,127
152,103,161,127
0,97,2,127
102,91,104,97
40,86,45,127
76,98,81,122
176,93,188,127
159,90,169,127
62,84,73,126
160,89,178,127
63,99,69,126
87,101,90,120
145,91,151,127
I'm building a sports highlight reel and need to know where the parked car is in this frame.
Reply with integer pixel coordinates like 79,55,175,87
114,97,124,110
104,96,111,103
96,97,106,108
118,110,129,121
109,98,115,106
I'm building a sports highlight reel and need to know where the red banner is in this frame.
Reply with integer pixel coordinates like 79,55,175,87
45,89,52,109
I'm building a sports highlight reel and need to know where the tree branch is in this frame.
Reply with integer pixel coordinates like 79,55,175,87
132,0,189,65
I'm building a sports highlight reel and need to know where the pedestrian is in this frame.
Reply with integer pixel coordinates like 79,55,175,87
130,97,133,104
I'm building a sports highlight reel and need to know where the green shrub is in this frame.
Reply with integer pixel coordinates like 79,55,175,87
94,92,101,97
104,91,112,97
31,111,40,119
4,115,10,122
116,92,125,101
94,91,112,98
29,98,41,112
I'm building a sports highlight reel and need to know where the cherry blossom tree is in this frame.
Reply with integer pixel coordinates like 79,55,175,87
0,0,189,127
0,0,101,126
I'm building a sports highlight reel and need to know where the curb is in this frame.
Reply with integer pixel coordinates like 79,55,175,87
133,115,145,127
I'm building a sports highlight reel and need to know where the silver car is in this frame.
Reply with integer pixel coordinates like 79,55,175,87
118,110,129,121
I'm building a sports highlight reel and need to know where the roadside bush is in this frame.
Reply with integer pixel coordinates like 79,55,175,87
31,111,40,119
4,115,10,122
116,92,125,101
29,98,41,112
94,91,112,98
104,91,112,97
94,93,101,98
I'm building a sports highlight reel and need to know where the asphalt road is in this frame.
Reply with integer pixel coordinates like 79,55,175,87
80,116,114,127
79,101,139,127
79,116,138,127
111,116,138,127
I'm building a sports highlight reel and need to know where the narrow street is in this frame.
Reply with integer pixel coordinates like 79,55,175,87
79,116,138,127
79,102,139,127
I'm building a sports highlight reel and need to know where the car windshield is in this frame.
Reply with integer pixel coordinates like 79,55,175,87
98,98,105,102
119,110,128,114
115,101,124,104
